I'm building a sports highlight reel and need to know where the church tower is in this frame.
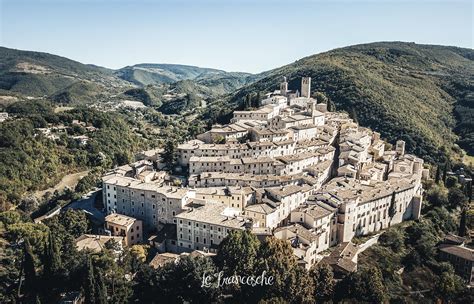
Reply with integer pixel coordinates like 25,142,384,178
301,77,311,98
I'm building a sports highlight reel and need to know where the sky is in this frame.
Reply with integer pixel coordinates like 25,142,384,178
0,0,472,73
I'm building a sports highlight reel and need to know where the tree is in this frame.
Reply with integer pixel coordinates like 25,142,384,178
244,94,252,109
130,245,147,261
95,269,107,304
216,230,260,277
362,267,387,303
43,232,61,278
313,92,328,104
442,162,450,184
445,176,457,188
448,188,467,209
59,209,89,238
156,255,219,303
252,237,314,303
379,228,405,251
21,239,38,301
309,262,335,302
344,266,387,303
252,92,262,108
327,99,336,112
388,191,397,218
434,267,466,302
426,184,448,207
349,108,358,123
162,139,177,170
83,257,96,304
434,165,441,184
459,207,468,237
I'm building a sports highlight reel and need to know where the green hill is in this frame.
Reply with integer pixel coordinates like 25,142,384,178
0,46,129,103
224,42,474,162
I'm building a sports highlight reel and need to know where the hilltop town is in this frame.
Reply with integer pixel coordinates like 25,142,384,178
100,76,428,271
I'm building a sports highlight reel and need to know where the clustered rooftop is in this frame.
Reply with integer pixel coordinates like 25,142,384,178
101,76,427,270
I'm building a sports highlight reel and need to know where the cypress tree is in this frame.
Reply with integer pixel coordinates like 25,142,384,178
95,269,107,304
244,94,251,109
467,181,472,204
328,99,336,112
459,207,467,237
22,239,37,301
84,257,96,304
442,162,450,184
44,232,61,278
388,191,397,218
256,92,261,108
435,165,441,184
349,108,358,123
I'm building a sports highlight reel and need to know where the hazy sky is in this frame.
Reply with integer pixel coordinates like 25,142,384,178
0,0,472,73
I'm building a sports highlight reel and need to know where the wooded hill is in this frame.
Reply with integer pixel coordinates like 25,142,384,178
224,42,474,163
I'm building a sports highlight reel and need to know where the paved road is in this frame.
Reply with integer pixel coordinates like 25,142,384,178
63,189,105,223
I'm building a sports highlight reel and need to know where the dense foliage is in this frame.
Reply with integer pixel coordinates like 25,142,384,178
0,100,147,208
357,177,473,303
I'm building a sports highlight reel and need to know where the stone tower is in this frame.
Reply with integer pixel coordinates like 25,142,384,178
395,140,406,156
301,77,311,98
280,77,288,96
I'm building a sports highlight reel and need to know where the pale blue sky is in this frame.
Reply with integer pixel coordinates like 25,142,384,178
0,0,472,73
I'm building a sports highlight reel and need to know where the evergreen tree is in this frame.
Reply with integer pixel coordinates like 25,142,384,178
459,207,467,237
363,267,387,303
84,257,96,304
313,92,328,104
256,92,261,108
252,237,315,303
22,239,38,301
467,181,472,204
244,94,252,109
388,191,397,218
43,232,61,278
349,108,358,123
435,165,441,184
328,99,336,112
161,139,177,170
309,262,335,302
343,266,387,303
95,269,107,304
442,162,450,184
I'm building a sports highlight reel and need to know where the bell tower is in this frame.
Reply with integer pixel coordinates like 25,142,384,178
301,77,311,98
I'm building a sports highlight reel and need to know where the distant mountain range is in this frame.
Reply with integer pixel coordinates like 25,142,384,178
0,47,257,104
0,42,472,161
116,63,257,88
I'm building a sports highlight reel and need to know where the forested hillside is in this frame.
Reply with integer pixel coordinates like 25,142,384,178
0,47,128,102
223,42,474,163
0,101,147,207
